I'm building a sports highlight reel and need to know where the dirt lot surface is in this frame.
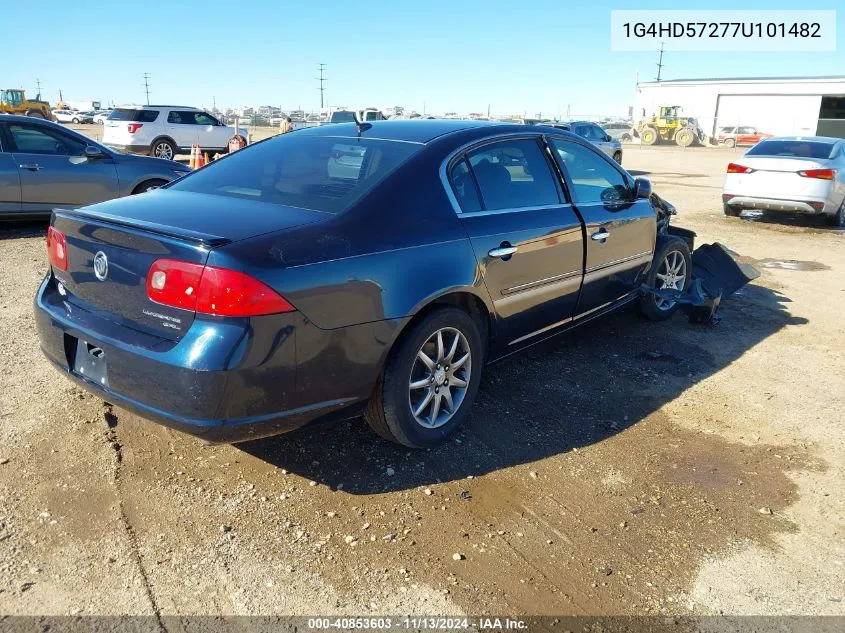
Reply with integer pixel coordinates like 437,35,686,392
1,143,843,620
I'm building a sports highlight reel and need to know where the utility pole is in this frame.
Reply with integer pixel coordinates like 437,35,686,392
656,42,665,82
142,72,151,105
213,96,216,111
316,63,327,110
35,78,41,97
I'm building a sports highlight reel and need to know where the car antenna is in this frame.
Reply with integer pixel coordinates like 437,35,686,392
353,112,372,139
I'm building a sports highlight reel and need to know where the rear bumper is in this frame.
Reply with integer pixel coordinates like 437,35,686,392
34,275,379,443
723,194,832,215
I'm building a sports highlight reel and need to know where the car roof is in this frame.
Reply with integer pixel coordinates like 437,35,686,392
114,105,200,110
758,135,842,143
0,113,61,124
293,119,513,144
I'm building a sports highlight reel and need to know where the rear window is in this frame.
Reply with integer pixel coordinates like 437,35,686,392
108,108,159,123
168,134,420,214
330,111,356,123
746,140,834,159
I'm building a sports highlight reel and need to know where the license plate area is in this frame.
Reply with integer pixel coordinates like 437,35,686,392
71,338,109,387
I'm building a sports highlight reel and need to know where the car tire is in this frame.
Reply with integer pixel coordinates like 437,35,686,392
72,118,80,124
364,307,485,448
825,200,845,227
131,179,168,195
150,139,177,160
621,133,632,142
639,237,692,322
612,151,622,164
723,203,740,217
723,138,736,148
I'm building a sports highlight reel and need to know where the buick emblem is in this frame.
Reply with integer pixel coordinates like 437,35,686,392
93,251,109,281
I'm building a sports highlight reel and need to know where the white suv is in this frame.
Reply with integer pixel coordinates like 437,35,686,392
102,105,248,159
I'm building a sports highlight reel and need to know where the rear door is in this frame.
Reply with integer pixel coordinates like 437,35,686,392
0,125,22,215
165,110,199,150
448,135,584,352
7,121,119,212
548,136,655,316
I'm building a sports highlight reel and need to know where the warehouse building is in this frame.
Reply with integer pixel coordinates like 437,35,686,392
633,76,845,139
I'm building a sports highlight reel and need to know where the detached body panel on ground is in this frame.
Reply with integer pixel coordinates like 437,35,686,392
35,120,698,446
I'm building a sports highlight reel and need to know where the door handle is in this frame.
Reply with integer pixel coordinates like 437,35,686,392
19,164,43,171
591,229,610,242
488,245,518,259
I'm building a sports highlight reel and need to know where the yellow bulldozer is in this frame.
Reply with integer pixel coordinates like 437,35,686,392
634,105,706,147
0,88,54,120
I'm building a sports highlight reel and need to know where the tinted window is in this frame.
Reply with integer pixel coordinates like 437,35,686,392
581,125,606,141
738,127,756,134
109,108,159,122
167,111,195,124
746,140,834,159
466,139,559,211
195,112,217,125
169,134,420,214
9,124,87,156
448,158,482,213
330,111,356,123
550,139,632,204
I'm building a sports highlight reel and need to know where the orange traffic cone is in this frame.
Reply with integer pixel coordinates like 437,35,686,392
196,151,205,169
203,152,210,166
188,145,197,169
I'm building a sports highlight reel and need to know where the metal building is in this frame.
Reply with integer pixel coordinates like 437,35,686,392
633,76,845,139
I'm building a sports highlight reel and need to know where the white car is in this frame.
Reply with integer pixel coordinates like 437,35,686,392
102,105,248,159
93,110,112,124
52,109,89,124
723,136,845,227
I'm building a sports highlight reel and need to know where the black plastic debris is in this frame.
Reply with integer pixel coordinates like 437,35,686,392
641,241,759,326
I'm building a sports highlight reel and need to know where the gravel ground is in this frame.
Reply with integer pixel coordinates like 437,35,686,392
0,143,843,619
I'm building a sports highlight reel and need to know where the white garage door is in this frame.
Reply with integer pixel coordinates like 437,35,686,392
715,95,821,137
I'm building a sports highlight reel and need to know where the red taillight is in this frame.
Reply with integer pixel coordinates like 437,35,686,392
797,168,835,180
46,226,68,271
727,163,754,174
127,123,143,133
146,259,295,317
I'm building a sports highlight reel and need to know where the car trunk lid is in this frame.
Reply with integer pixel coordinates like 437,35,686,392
50,191,327,340
730,157,833,198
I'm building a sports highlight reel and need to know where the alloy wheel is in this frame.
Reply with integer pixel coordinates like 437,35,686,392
154,143,173,160
408,327,472,429
654,250,687,310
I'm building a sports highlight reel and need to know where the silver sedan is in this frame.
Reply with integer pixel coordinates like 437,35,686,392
0,114,191,219
722,136,845,227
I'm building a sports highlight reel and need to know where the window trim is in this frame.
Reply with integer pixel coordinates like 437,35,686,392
440,133,566,216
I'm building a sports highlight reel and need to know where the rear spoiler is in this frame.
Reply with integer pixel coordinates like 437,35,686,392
52,207,232,248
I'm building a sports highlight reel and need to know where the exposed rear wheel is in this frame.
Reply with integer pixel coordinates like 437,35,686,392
640,127,658,145
639,237,692,321
723,138,736,148
72,117,80,124
364,307,484,448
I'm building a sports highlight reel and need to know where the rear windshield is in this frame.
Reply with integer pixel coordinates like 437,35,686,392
168,134,421,214
330,111,356,123
108,108,159,122
746,140,834,159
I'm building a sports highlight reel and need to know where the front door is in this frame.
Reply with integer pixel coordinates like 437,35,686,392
548,137,655,317
0,139,22,214
447,136,584,353
6,121,119,212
